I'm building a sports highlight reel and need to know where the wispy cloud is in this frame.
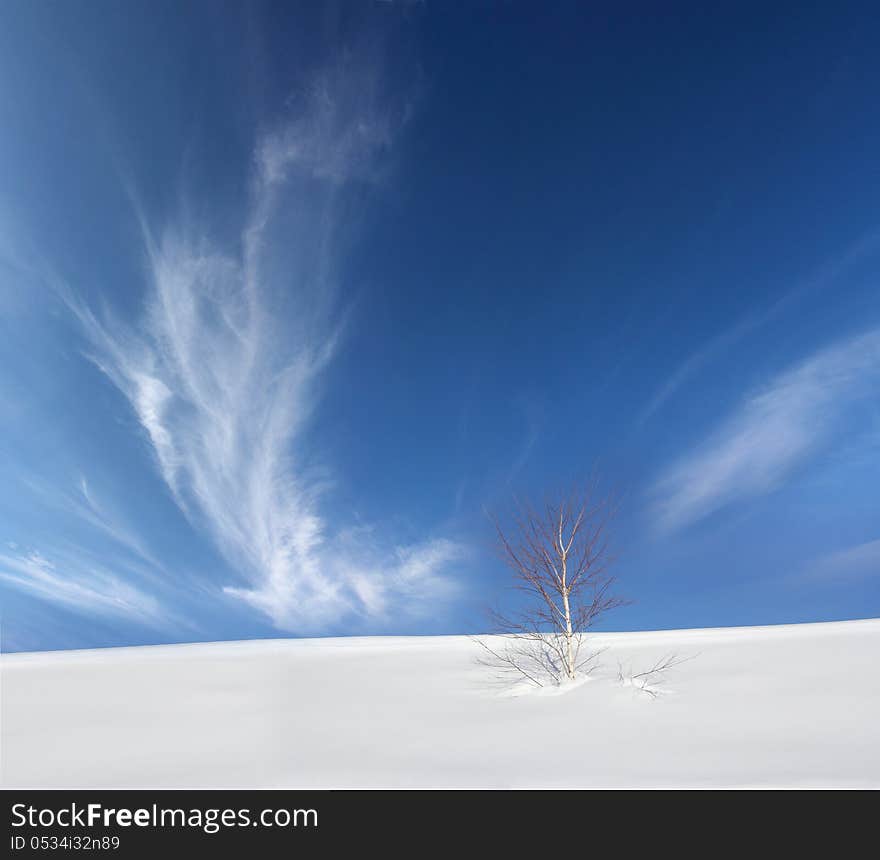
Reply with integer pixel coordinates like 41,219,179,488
19,474,165,574
502,393,542,489
1,472,190,628
639,308,773,425
65,58,461,632
649,327,880,533
0,548,167,626
798,538,880,584
639,229,880,424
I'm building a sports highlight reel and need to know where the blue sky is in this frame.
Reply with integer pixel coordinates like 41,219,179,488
1,2,879,652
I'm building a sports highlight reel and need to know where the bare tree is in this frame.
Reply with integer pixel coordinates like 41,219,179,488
616,653,695,699
475,483,626,687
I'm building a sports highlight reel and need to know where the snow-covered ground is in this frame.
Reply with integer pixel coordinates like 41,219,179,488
2,619,879,788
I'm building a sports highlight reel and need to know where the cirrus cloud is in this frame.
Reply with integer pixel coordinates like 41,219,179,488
62,58,463,633
650,326,880,533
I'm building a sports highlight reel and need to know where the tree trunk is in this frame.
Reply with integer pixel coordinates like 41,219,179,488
562,588,575,680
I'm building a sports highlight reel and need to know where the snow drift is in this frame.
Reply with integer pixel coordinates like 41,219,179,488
2,618,879,788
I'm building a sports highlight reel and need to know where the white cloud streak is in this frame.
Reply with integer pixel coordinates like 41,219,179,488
650,327,880,533
639,229,880,424
0,549,167,626
800,538,880,584
67,60,461,632
2,474,189,627
20,474,165,574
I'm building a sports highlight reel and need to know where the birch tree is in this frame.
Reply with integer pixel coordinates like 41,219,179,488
476,484,626,687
